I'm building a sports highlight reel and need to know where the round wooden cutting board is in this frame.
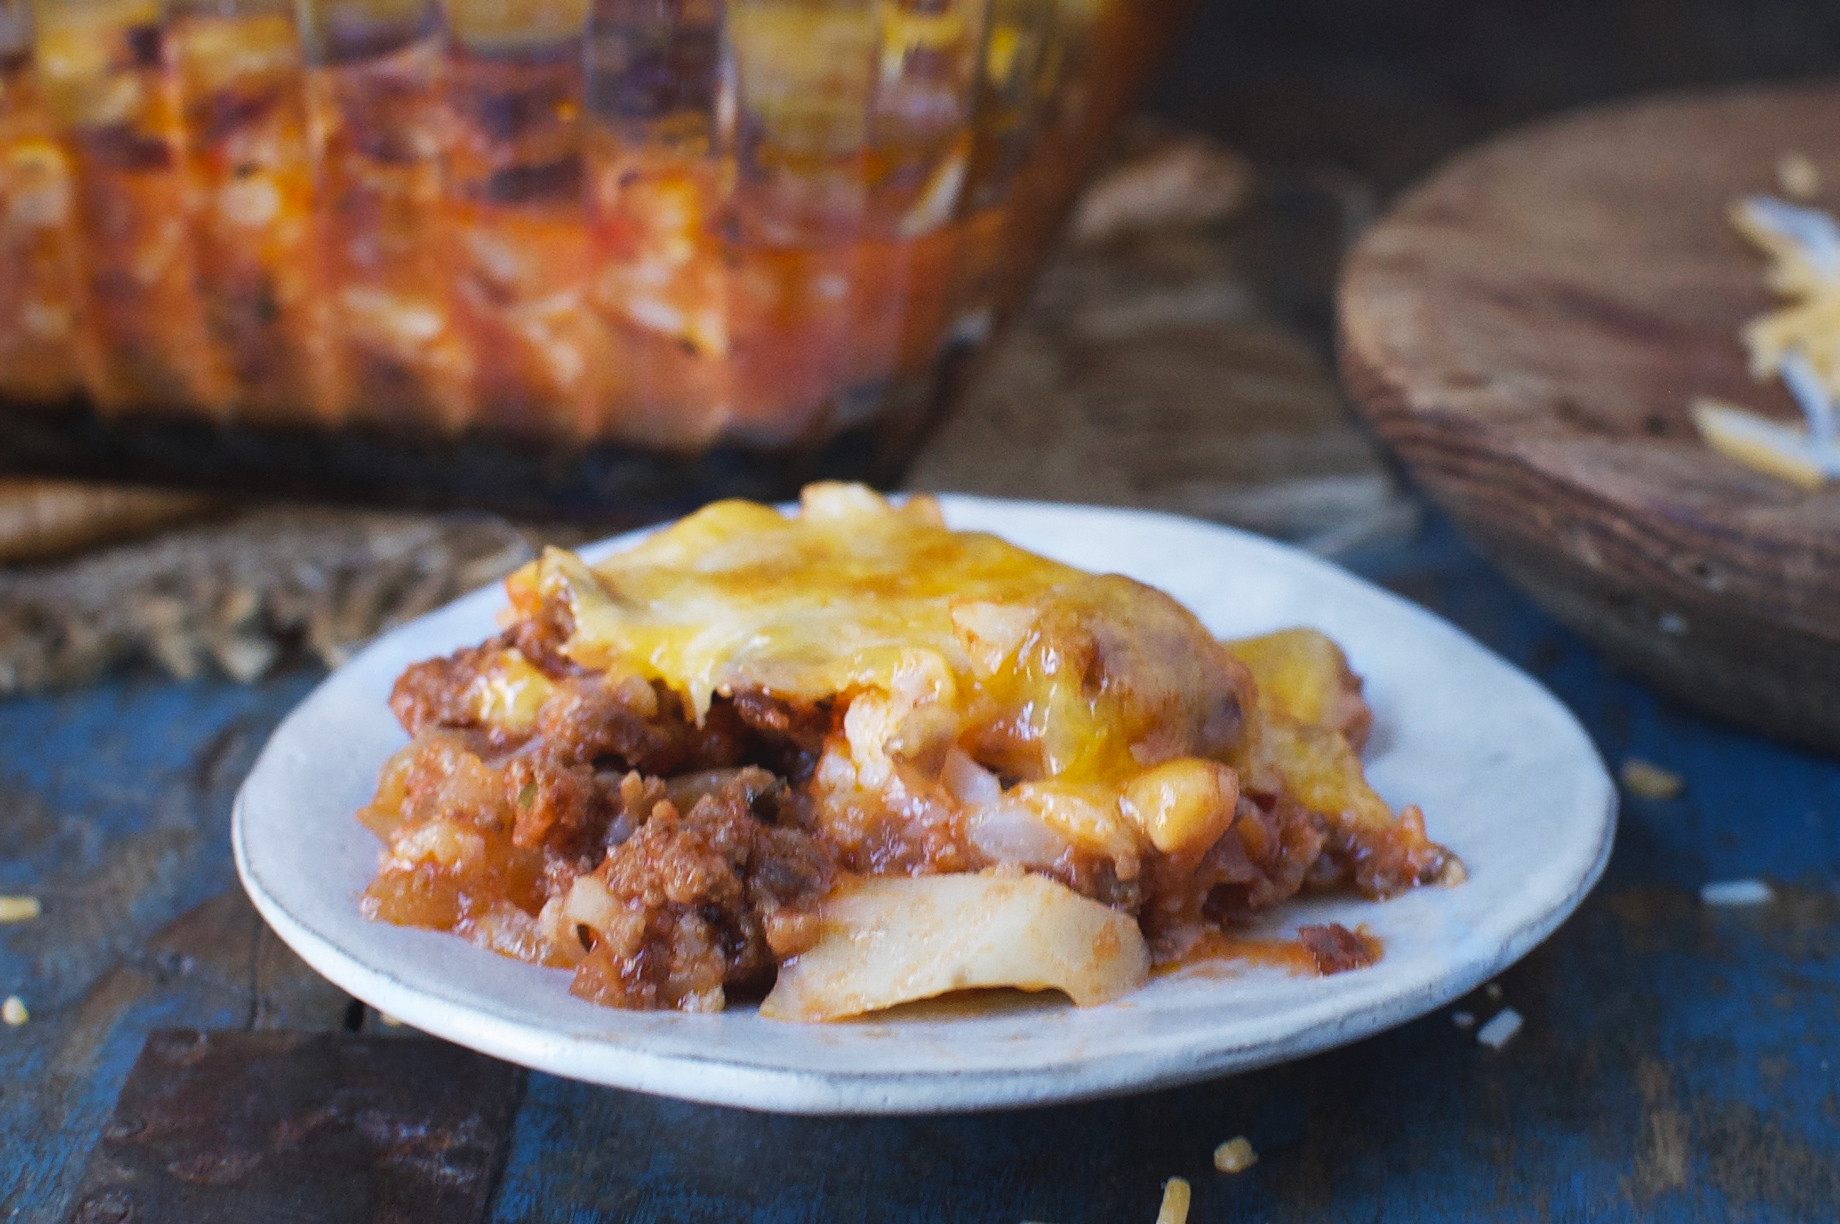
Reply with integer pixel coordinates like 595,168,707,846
1340,81,1840,754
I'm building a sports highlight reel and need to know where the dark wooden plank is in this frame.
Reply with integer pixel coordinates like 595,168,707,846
63,1031,522,1224
1339,82,1840,752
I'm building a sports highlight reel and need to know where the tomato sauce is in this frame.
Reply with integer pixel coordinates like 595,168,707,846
0,0,1181,445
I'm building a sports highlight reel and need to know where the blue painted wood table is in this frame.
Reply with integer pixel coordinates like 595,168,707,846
1,510,1833,1224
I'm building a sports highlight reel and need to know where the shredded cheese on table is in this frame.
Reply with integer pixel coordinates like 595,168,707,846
1154,1178,1192,1224
1213,1137,1259,1174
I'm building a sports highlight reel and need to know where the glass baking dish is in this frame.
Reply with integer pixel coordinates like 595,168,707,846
0,0,1188,514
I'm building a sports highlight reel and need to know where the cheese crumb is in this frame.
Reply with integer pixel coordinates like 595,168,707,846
1619,759,1685,801
1155,1177,1192,1224
1213,1137,1258,1174
0,896,41,923
1723,197,1840,488
1477,1007,1523,1050
2,996,27,1026
1700,879,1775,907
379,1012,404,1028
1692,397,1832,490
1779,152,1822,201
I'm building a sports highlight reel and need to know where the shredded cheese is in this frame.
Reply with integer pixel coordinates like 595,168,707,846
1692,399,1831,490
1213,1137,1258,1174
1713,195,1840,487
1619,758,1685,801
0,896,40,923
1155,1178,1192,1224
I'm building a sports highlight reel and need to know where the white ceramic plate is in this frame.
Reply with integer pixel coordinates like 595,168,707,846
234,497,1615,1115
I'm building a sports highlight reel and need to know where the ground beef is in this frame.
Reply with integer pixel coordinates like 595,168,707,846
1200,791,1328,922
389,639,510,740
1134,788,1325,955
386,583,584,738
1296,923,1382,974
392,636,825,781
1330,664,1375,753
505,586,577,675
530,674,710,773
370,633,846,1012
729,689,832,774
364,725,837,1008
1309,803,1453,898
568,773,835,1012
1043,853,1143,916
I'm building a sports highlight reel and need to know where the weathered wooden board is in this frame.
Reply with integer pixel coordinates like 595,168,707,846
64,1031,521,1224
1340,82,1840,753
0,480,213,566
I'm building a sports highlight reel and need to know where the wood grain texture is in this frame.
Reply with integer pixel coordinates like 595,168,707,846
0,480,214,565
0,508,542,693
64,1030,521,1224
909,135,1415,556
1339,81,1840,753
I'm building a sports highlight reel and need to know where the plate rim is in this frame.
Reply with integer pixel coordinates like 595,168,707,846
234,494,1617,1115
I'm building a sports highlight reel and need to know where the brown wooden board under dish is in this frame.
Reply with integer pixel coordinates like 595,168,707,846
1339,80,1840,754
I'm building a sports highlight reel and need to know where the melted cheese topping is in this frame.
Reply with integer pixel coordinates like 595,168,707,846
508,483,1251,810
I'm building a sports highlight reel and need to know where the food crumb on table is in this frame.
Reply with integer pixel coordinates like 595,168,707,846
1700,879,1776,907
1485,982,1503,1001
1477,1008,1523,1050
1619,758,1685,800
0,895,39,923
1214,1136,1258,1174
2,996,27,1026
1452,1010,1476,1028
1155,1177,1192,1224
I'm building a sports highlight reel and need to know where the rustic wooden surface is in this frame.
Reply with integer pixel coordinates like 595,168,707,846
0,481,214,566
909,173,1415,554
1340,81,1840,752
64,1030,523,1224
0,509,551,694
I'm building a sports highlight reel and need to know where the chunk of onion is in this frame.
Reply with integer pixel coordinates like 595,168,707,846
760,873,1149,1022
942,747,1003,805
964,799,1071,869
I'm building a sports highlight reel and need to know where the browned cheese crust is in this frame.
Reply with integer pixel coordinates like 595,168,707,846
357,489,1456,1013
